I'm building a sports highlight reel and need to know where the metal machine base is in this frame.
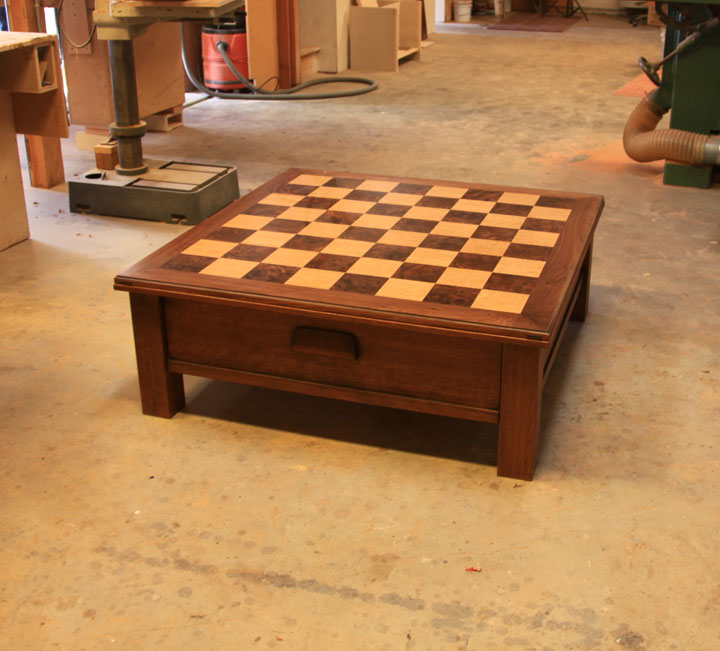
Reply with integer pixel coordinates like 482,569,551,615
68,160,240,225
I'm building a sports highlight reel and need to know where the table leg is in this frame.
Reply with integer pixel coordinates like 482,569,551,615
571,241,593,322
497,344,543,480
129,293,185,418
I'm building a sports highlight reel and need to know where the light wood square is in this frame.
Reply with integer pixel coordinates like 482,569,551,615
437,267,490,289
403,206,449,222
348,257,402,278
242,230,295,248
286,268,344,289
263,248,317,268
258,193,304,207
353,213,400,230
378,230,427,247
332,199,376,213
199,258,257,279
494,256,546,278
431,221,478,238
453,199,496,213
375,278,434,302
499,192,540,206
426,185,467,199
528,205,572,222
378,192,423,207
309,185,353,200
182,239,237,258
299,221,349,238
481,213,526,230
357,180,398,193
322,239,374,257
472,289,529,314
225,214,273,230
513,229,559,247
462,238,511,256
405,247,458,267
290,174,333,186
278,206,327,221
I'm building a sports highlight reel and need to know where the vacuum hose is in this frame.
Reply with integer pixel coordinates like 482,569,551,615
181,24,377,101
623,92,720,166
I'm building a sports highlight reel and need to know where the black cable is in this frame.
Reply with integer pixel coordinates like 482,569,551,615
56,0,96,49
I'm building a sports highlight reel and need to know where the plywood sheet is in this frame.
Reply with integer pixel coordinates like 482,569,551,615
349,5,399,72
246,0,280,85
0,92,30,251
298,0,350,73
397,0,422,50
0,31,55,54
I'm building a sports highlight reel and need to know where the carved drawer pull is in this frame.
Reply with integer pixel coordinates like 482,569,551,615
291,327,359,360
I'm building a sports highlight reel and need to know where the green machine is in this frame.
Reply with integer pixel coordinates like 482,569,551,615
624,2,720,188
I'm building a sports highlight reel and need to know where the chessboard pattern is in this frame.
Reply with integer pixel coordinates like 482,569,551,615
160,173,580,316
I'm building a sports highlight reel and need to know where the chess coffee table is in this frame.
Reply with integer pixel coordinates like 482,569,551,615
115,169,604,480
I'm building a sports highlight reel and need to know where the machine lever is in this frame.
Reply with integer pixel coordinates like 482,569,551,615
639,16,720,86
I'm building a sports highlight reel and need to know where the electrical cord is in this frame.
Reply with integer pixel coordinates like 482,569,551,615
56,0,96,49
181,23,378,101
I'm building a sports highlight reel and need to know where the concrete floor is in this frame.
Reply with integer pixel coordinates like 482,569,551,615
1,15,719,650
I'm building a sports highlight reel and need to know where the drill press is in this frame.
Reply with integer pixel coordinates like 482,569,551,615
68,0,243,223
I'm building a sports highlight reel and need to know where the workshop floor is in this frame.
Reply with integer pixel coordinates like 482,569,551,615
2,14,718,651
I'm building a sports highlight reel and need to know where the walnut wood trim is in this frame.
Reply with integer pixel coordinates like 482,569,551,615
168,359,500,423
129,294,185,417
497,344,543,480
115,282,550,347
542,269,584,383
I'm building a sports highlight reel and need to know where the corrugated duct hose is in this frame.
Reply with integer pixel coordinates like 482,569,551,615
623,90,720,166
623,8,720,166
180,23,378,101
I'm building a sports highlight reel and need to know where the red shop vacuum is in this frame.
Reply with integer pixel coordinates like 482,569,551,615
201,12,250,90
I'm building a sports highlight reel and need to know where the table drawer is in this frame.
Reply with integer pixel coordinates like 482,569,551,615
163,298,501,410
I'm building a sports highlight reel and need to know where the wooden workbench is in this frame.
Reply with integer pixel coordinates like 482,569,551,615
0,32,68,252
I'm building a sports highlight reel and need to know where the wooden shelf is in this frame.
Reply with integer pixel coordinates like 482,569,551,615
397,46,419,60
349,1,422,73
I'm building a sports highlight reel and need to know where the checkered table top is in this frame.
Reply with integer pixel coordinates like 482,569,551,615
117,169,603,338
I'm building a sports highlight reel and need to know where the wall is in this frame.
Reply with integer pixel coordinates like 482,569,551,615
436,0,624,19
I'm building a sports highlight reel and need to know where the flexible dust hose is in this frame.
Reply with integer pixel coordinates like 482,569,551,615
623,93,720,165
180,24,377,100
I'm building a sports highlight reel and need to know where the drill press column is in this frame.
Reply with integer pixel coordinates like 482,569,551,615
108,39,148,176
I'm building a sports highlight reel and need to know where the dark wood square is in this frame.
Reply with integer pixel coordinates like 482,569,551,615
339,226,386,242
393,263,446,282
365,244,415,261
424,284,481,307
205,227,254,243
285,235,333,251
224,244,275,261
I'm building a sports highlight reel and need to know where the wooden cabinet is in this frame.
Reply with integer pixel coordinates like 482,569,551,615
349,0,422,72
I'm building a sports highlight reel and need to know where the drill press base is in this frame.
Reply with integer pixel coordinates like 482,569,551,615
68,160,240,225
